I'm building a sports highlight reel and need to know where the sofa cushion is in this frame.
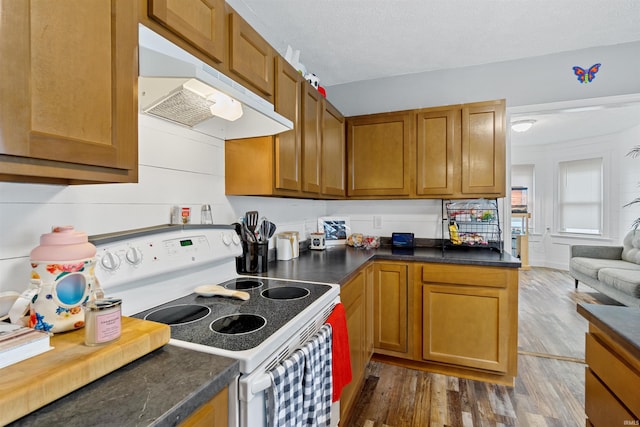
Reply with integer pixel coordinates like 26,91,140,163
598,268,640,298
570,257,640,279
621,230,640,264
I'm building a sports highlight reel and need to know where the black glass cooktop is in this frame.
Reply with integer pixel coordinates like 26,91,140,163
133,277,332,352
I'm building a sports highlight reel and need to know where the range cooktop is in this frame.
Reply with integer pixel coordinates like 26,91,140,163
132,277,333,352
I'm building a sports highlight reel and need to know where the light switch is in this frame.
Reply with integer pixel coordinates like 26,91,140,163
373,216,383,229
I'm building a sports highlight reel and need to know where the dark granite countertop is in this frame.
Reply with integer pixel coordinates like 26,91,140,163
257,245,521,284
577,303,640,361
9,345,239,427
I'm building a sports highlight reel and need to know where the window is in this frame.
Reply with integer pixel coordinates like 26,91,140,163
558,158,603,234
511,164,535,232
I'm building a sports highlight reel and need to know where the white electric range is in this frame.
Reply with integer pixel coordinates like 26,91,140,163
90,224,340,427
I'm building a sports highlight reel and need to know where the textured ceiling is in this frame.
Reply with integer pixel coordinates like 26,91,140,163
227,0,640,87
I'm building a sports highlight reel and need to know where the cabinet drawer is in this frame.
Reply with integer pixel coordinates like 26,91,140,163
585,368,636,426
422,264,514,288
586,333,640,416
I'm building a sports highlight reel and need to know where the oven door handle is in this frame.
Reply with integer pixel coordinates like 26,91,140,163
251,373,273,395
239,370,273,402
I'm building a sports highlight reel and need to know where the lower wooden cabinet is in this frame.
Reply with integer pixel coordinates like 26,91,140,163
179,386,228,427
341,260,519,424
373,262,409,356
368,261,518,386
340,266,373,422
419,263,518,380
422,283,509,373
583,324,640,426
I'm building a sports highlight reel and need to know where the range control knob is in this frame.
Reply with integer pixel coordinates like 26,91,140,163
231,233,241,245
100,251,121,272
221,233,232,246
125,247,143,266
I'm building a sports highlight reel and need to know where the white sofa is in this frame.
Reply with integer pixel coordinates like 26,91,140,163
569,230,640,308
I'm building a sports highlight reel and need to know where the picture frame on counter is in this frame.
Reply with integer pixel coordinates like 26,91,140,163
317,216,351,246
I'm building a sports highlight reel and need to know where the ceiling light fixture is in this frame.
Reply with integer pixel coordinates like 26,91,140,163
511,119,536,133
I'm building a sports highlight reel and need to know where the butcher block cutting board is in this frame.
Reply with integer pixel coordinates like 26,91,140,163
0,316,170,425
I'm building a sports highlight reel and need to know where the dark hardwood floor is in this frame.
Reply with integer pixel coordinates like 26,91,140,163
345,267,622,427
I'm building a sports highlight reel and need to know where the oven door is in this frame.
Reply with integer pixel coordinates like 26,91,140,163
236,297,341,427
237,360,340,427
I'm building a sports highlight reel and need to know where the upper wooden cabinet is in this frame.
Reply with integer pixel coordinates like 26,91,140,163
347,99,506,199
346,112,413,197
461,100,506,196
228,11,274,101
321,100,346,197
142,2,275,104
225,59,345,199
416,107,458,196
416,100,506,197
147,0,226,64
274,56,303,193
0,0,138,184
301,84,322,194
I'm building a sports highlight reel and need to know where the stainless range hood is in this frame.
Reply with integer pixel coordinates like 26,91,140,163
138,25,292,139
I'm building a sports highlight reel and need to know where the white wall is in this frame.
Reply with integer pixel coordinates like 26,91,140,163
328,41,640,116
0,116,326,294
511,123,640,270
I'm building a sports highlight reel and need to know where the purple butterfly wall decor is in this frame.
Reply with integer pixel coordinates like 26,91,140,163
572,63,601,83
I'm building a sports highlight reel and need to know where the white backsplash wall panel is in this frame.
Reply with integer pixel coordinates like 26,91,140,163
227,196,327,243
327,199,444,239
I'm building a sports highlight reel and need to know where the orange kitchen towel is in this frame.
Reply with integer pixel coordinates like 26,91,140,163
325,302,352,402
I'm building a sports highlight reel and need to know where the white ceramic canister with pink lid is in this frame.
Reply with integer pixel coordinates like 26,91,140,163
28,226,97,333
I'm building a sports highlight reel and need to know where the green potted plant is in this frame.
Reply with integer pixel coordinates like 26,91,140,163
626,145,640,230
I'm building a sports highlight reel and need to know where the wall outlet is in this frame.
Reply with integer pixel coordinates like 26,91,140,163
373,216,383,229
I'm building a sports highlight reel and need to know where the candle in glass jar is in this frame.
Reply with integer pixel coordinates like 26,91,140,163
84,298,122,346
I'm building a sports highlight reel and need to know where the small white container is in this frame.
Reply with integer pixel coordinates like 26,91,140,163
84,298,122,346
310,232,326,250
276,232,300,260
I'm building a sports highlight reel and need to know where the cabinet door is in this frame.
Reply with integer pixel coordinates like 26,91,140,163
229,12,274,99
301,84,322,194
340,269,367,421
179,386,228,427
347,112,413,197
274,56,302,193
416,108,460,196
321,100,346,197
148,0,226,64
422,284,509,373
0,0,138,183
461,100,506,196
373,263,408,354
